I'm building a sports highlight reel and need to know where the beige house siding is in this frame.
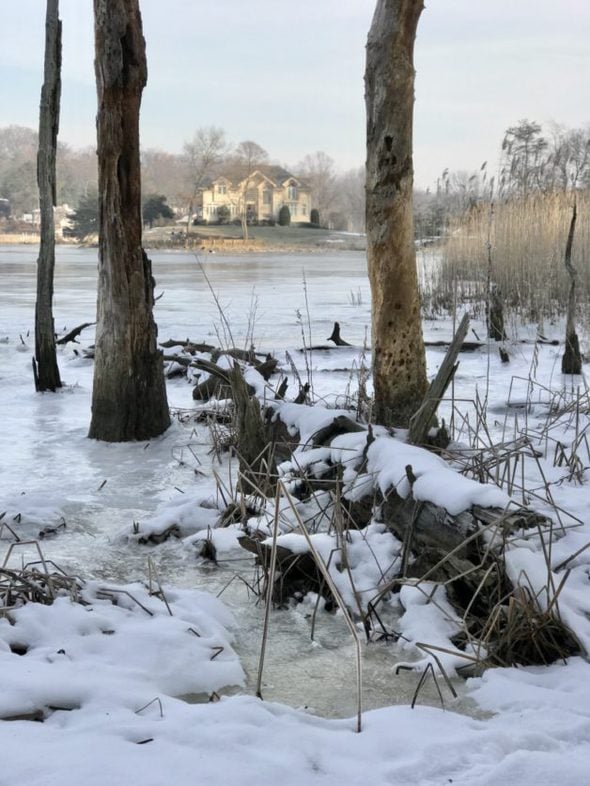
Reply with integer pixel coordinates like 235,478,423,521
199,169,310,223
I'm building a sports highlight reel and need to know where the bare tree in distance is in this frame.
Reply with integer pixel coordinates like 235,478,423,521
297,151,337,227
56,142,97,204
182,126,227,236
0,126,39,216
142,148,183,204
89,0,170,442
546,125,590,192
365,0,427,428
232,140,268,240
335,166,365,233
34,0,62,392
500,120,547,198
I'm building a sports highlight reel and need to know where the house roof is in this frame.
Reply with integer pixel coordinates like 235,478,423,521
203,164,309,191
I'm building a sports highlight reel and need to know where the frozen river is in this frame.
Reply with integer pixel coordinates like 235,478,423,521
0,244,477,718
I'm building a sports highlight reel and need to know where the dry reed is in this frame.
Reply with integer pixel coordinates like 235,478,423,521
440,190,590,323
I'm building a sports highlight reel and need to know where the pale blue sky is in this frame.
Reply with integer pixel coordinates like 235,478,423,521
1,1,589,188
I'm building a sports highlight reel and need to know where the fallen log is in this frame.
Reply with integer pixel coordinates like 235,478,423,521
238,534,334,607
379,478,548,616
301,322,357,351
424,340,482,351
307,414,365,447
190,354,278,399
160,339,215,353
424,337,559,349
56,322,95,345
327,321,351,346
192,358,232,401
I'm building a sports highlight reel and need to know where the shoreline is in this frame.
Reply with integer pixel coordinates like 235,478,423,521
0,234,367,255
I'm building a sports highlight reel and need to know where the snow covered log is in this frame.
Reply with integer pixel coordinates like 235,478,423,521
238,534,334,607
263,403,565,635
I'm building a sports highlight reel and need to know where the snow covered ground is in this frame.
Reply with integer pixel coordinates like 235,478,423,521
1,244,590,785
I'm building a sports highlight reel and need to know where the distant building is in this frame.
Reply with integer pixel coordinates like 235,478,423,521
21,204,74,239
198,165,311,224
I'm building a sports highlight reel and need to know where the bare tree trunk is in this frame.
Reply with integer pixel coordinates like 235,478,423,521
365,0,427,426
241,212,249,242
488,284,507,341
485,204,507,342
89,0,170,441
240,184,249,242
34,0,62,393
562,201,581,375
185,192,195,239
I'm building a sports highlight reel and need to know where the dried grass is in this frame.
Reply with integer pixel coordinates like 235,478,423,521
438,190,590,323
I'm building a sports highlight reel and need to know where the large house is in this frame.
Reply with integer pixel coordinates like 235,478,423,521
198,165,310,224
21,205,74,239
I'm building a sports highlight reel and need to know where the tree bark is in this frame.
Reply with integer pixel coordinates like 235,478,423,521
487,284,507,342
562,201,581,375
34,0,62,393
365,0,427,426
89,0,170,441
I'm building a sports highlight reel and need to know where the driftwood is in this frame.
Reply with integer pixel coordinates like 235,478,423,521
163,354,193,367
562,201,582,375
56,322,95,345
303,321,356,351
251,354,278,380
424,337,559,349
160,337,272,365
136,524,180,545
160,339,216,353
189,353,277,400
327,322,351,346
238,533,334,607
424,340,483,351
408,312,470,445
231,365,277,496
380,478,545,613
307,414,365,447
293,382,310,404
274,377,288,400
192,359,232,401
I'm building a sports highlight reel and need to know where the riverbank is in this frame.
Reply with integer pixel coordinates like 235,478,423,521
0,226,367,253
144,224,367,253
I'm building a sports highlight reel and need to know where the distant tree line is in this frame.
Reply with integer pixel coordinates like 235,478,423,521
414,120,590,239
0,123,365,235
4,119,587,243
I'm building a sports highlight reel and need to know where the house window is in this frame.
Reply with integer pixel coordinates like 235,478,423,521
287,185,297,200
217,184,227,195
263,190,272,205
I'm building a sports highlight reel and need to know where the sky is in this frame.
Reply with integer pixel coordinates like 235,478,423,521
1,0,589,189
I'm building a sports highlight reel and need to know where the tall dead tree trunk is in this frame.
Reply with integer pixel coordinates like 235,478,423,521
562,200,581,375
89,0,170,441
34,0,62,393
365,0,427,426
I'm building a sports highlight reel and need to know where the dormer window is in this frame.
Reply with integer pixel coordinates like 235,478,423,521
217,183,227,195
